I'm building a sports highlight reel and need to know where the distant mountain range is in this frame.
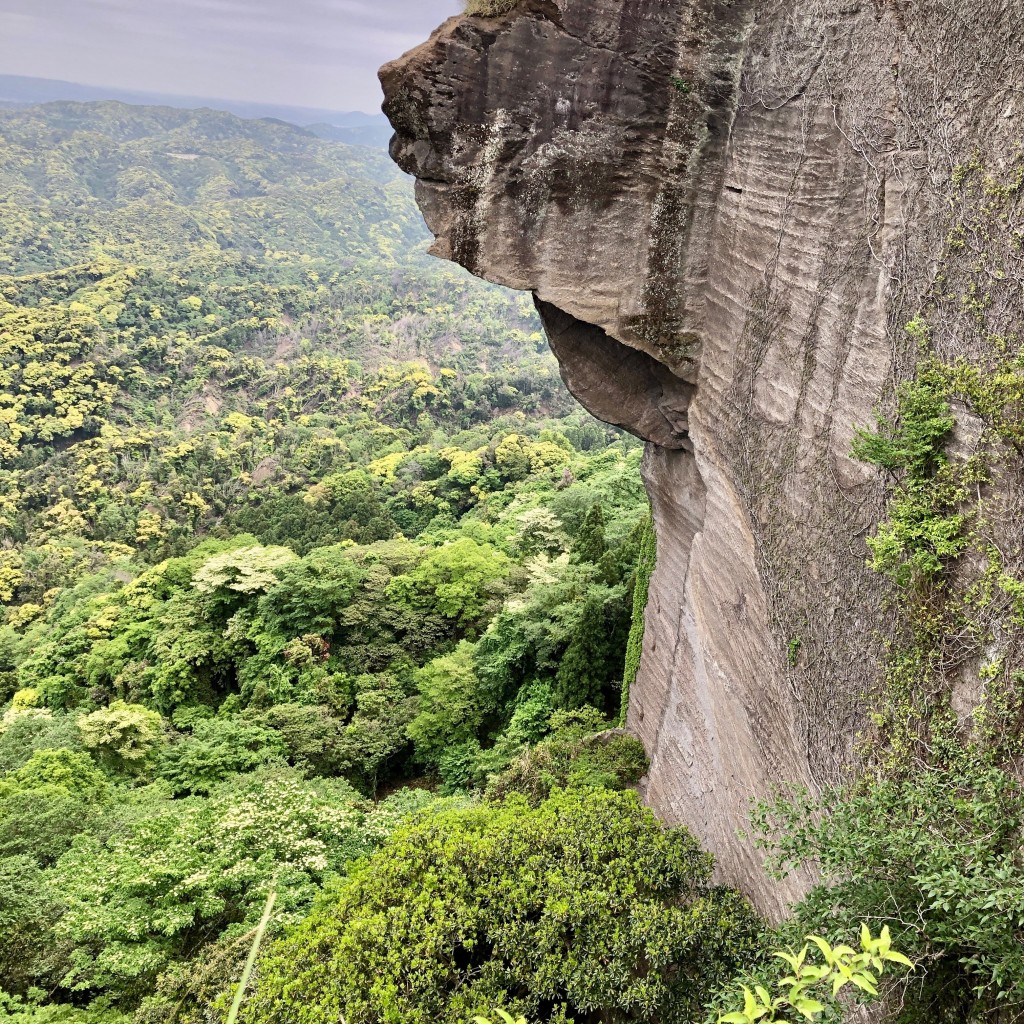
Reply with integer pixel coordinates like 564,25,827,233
0,74,392,148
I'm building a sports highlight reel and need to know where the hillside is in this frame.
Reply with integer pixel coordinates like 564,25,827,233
0,102,681,1024
0,101,581,599
8,0,1024,1011
0,75,391,143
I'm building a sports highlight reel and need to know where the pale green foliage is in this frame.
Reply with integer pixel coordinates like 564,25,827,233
77,701,163,771
386,537,511,630
511,507,564,557
407,641,485,764
10,688,40,710
192,545,298,596
717,926,912,1023
474,1011,527,1024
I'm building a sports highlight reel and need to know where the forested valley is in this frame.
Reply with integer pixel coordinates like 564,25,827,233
0,100,758,1024
1,99,1020,1024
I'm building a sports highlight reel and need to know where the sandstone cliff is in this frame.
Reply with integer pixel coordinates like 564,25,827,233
380,0,1024,917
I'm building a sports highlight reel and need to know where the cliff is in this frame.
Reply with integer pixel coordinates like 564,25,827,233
379,0,1024,918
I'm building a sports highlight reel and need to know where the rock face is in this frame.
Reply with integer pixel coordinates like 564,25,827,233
380,0,1024,917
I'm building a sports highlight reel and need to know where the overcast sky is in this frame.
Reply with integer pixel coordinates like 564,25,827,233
0,0,461,114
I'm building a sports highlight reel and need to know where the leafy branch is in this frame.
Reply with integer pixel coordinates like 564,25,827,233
717,925,913,1023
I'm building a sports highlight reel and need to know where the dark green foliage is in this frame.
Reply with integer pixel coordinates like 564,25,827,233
331,670,417,794
0,788,101,866
572,501,607,564
157,716,287,795
0,856,61,995
246,788,765,1024
553,591,630,711
621,513,655,721
255,703,346,776
256,547,364,637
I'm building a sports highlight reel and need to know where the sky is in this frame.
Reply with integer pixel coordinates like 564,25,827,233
0,0,461,114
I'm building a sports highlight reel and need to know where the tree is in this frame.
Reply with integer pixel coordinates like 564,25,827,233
0,855,61,995
192,545,298,599
407,642,486,766
0,786,100,867
334,672,417,795
386,538,511,632
157,717,287,795
553,591,630,713
4,748,108,800
77,701,164,772
511,507,563,558
572,502,607,564
753,760,1024,1022
257,545,363,638
487,708,647,805
48,769,371,1001
246,788,764,1024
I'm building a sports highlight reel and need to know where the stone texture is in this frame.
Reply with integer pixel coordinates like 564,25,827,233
380,0,1024,918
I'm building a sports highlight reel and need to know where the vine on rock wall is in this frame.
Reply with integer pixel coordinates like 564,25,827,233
854,156,1024,772
620,511,655,723
749,155,1024,1024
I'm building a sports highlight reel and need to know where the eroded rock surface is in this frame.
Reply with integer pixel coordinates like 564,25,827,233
380,0,1024,917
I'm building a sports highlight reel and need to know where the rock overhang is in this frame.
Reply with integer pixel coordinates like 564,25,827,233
378,0,754,447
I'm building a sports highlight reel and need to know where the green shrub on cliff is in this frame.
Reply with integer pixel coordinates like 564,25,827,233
245,788,764,1024
753,760,1024,1022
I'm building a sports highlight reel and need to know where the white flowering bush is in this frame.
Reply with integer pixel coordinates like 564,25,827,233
48,768,371,998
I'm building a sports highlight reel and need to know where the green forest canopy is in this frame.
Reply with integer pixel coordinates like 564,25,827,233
0,101,693,1024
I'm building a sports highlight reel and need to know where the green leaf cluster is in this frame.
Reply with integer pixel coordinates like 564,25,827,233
716,926,912,1023
752,761,1024,1021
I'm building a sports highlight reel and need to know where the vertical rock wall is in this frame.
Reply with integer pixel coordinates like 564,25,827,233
380,0,1024,917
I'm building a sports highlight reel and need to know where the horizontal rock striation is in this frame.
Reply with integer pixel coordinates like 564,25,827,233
380,0,1024,916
